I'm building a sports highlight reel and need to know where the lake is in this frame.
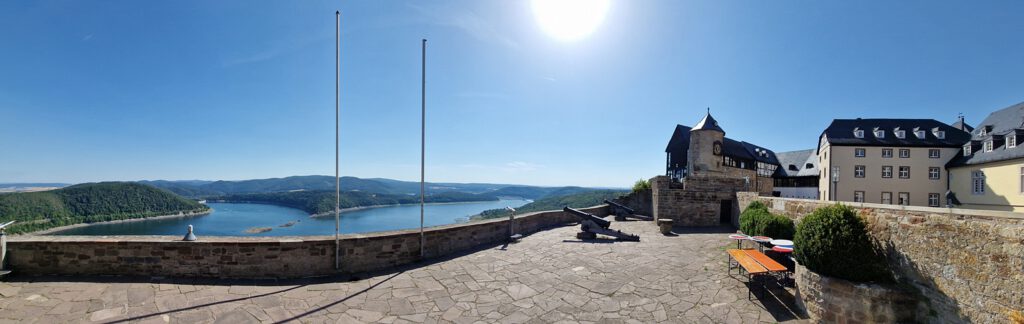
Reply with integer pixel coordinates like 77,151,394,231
50,199,530,236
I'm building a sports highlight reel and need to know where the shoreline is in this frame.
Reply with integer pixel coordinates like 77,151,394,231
307,199,521,218
30,209,213,235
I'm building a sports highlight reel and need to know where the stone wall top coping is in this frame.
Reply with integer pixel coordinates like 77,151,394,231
738,192,1024,220
7,204,602,243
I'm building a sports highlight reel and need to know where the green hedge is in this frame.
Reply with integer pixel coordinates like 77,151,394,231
794,204,892,283
739,201,795,239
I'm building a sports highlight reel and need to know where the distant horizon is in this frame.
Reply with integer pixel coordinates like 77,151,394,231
0,174,631,189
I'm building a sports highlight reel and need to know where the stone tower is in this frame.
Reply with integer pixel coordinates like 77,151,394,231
687,111,725,176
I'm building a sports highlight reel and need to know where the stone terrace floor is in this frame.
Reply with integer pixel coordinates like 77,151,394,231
0,220,807,323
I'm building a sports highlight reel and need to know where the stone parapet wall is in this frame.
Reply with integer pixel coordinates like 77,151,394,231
795,264,916,323
737,192,1024,323
6,205,608,279
651,176,740,226
614,189,652,216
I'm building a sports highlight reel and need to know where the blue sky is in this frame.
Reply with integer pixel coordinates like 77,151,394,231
2,1,1023,187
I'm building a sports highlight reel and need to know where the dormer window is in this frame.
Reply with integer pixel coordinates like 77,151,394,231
806,163,814,169
1009,135,1017,149
964,144,972,155
789,165,798,171
894,128,905,139
936,130,945,139
874,128,885,138
915,130,926,139
984,140,994,152
980,126,991,136
853,128,864,138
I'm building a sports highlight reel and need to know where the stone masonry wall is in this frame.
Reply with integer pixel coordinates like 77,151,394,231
794,264,917,323
651,175,744,227
6,205,609,279
737,192,1024,323
614,189,652,216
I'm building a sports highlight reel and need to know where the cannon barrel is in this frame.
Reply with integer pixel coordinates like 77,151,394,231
604,199,634,213
563,207,611,229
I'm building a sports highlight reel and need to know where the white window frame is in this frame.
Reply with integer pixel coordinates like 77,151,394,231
1020,166,1024,194
899,149,910,158
928,167,940,180
898,192,910,206
984,140,993,152
854,191,865,203
1010,136,1017,149
875,130,885,138
855,148,866,157
972,171,985,195
915,130,926,139
964,144,971,156
928,193,940,207
882,148,893,158
882,166,893,178
854,165,866,178
935,130,945,139
929,149,940,158
881,192,892,204
980,127,987,136
899,166,910,179
854,129,865,138
895,130,906,139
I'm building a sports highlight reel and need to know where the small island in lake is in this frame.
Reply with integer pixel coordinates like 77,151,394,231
244,227,273,234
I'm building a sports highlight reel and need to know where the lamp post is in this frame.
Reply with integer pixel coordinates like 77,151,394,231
419,39,427,259
334,10,341,271
831,166,839,201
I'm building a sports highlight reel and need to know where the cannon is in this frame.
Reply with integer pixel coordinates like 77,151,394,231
563,207,640,241
604,200,653,221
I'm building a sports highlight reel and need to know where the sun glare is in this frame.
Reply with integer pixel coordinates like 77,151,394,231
531,0,611,41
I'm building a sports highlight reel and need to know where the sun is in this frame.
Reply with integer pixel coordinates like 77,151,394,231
531,0,611,41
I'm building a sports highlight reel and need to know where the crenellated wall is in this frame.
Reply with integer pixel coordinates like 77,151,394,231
737,192,1024,323
6,205,609,279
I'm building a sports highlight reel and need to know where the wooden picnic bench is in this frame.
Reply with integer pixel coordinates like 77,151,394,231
727,249,789,299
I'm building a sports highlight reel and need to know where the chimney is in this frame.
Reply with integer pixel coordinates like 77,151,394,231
958,113,966,131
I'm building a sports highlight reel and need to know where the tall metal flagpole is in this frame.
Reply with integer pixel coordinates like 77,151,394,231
419,39,426,258
334,10,341,271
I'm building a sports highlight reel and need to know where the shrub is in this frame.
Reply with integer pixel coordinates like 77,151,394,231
794,204,892,283
739,201,794,239
632,179,651,192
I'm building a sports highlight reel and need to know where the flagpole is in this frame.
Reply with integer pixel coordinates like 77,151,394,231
334,10,341,271
419,39,426,259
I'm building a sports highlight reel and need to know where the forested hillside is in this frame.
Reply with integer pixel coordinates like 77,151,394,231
210,190,499,215
473,190,628,220
0,182,209,233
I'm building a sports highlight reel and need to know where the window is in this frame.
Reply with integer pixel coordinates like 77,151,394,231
899,166,910,179
928,193,940,207
980,127,987,136
929,167,940,180
929,149,940,158
874,129,885,138
854,191,865,202
898,192,910,206
972,171,985,195
882,149,893,158
895,130,906,139
806,163,814,169
1020,167,1024,194
723,156,737,167
915,130,926,139
935,131,945,139
1010,136,1017,149
855,148,866,157
881,192,893,204
882,166,893,178
854,129,865,138
964,144,972,156
854,165,865,178
899,149,910,158
984,140,993,152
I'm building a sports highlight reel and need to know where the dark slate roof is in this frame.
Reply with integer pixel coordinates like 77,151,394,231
820,118,971,149
947,101,1024,167
665,125,779,166
775,149,819,177
951,118,974,133
692,113,725,134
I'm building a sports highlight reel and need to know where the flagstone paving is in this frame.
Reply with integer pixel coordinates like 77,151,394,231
0,220,806,323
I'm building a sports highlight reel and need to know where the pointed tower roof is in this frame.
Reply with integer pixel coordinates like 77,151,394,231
691,110,725,134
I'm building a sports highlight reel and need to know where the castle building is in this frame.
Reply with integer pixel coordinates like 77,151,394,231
817,118,971,207
947,102,1024,212
655,112,780,226
773,149,820,199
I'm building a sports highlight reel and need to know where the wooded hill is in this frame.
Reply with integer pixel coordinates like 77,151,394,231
210,190,499,215
473,190,628,220
0,182,209,234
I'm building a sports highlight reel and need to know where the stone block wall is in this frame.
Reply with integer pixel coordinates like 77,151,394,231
651,175,742,226
795,264,917,323
614,189,652,216
6,205,609,279
737,192,1024,323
